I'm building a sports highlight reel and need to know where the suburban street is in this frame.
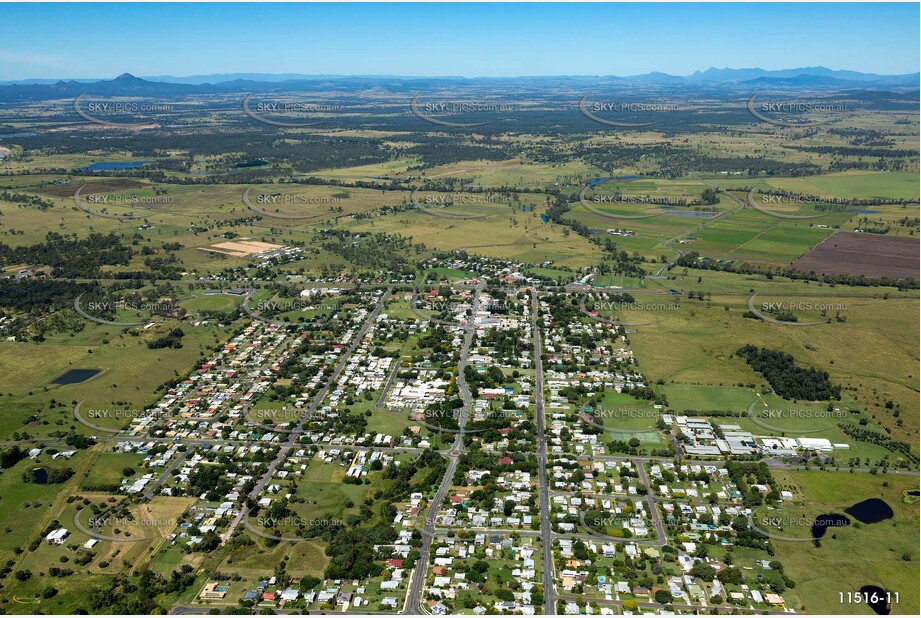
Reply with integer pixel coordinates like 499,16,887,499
405,284,481,614
531,289,557,614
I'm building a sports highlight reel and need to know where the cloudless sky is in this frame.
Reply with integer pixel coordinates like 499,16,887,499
0,2,918,79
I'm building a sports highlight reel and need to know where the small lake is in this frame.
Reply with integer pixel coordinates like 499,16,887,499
79,161,149,171
0,132,37,139
860,585,891,615
51,368,101,385
845,498,894,524
854,209,880,214
31,467,48,484
811,513,850,538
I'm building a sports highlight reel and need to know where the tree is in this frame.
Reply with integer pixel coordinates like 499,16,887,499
691,563,716,581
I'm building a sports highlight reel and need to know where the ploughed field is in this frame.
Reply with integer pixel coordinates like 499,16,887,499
792,232,919,280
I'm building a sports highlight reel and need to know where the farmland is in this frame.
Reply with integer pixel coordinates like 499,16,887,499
0,57,917,617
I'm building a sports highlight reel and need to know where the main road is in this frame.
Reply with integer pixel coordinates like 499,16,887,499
405,284,481,614
531,289,557,614
224,290,392,541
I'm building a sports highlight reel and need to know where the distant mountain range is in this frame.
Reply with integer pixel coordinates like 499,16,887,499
0,67,916,101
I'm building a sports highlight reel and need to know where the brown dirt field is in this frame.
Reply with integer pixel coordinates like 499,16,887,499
198,239,282,257
32,178,145,197
792,231,919,280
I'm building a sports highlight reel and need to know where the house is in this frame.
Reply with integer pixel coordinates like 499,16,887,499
200,583,228,600
765,593,786,606
280,588,299,602
45,528,69,545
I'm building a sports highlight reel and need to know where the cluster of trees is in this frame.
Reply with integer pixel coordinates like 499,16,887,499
736,344,840,401
838,424,917,463
0,232,133,278
321,449,446,580
147,327,185,349
85,567,196,614
0,190,54,210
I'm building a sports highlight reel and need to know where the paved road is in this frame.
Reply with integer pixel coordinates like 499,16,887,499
635,461,667,545
224,290,391,541
375,356,403,409
531,289,557,614
405,284,481,615
144,449,190,499
555,593,792,615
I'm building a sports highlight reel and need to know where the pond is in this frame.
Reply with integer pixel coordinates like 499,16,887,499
811,513,850,538
31,467,48,484
51,368,101,385
860,585,891,615
845,498,894,524
79,161,149,171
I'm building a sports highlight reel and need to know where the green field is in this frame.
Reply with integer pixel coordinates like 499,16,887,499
767,470,920,614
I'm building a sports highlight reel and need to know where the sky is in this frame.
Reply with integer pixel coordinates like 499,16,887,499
0,2,918,80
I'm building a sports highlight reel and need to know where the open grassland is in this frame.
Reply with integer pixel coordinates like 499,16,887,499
0,321,232,439
404,158,602,189
764,171,920,201
628,272,919,456
767,470,920,615
341,207,603,268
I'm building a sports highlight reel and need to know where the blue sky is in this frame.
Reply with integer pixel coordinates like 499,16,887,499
0,2,918,79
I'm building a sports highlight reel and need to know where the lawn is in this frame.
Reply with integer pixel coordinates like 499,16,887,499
766,470,920,614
